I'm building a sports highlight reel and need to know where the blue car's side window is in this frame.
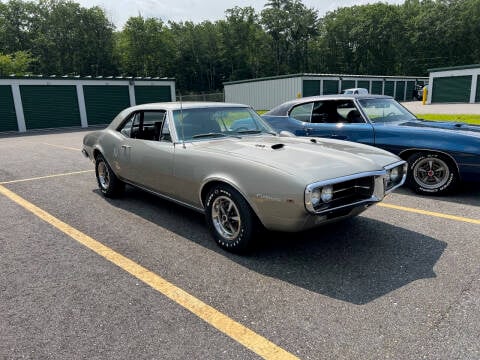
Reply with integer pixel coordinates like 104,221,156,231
290,103,313,122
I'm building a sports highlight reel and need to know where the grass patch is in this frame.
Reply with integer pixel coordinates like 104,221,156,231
415,113,480,125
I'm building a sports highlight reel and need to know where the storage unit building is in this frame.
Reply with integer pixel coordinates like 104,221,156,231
427,64,480,104
0,76,175,133
224,73,428,110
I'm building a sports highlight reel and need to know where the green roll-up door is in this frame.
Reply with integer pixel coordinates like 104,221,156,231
323,80,339,95
21,85,80,129
84,85,130,125
384,81,395,97
302,80,320,97
357,80,369,91
371,81,383,95
406,81,415,100
395,81,405,101
341,80,355,91
476,75,480,103
135,85,172,105
432,76,471,103
0,85,18,132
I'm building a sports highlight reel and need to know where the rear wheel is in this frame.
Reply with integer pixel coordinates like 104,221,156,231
95,153,124,198
407,152,458,195
205,184,256,253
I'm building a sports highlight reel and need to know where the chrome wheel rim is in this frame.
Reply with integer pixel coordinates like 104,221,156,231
413,157,450,189
97,161,110,190
211,196,241,241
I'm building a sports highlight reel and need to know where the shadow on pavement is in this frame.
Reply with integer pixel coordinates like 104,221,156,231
102,186,447,305
395,183,480,207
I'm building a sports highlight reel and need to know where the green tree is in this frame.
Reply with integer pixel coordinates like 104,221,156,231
260,0,318,74
219,6,270,81
31,0,116,75
0,0,39,53
0,50,35,75
116,16,174,77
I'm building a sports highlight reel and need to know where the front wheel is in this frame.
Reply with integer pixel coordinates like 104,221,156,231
205,185,256,253
407,152,458,195
95,153,125,198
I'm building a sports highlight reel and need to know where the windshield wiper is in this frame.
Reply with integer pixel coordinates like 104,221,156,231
235,130,262,134
192,132,228,139
236,130,277,136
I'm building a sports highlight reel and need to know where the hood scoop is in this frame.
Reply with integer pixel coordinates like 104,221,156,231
253,143,285,150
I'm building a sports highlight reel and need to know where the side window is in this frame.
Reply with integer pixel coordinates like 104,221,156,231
119,113,140,138
311,100,363,123
311,101,337,123
118,111,167,140
337,101,364,123
142,111,166,141
290,103,313,122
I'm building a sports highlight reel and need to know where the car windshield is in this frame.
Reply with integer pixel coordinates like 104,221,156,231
358,98,418,123
173,107,275,140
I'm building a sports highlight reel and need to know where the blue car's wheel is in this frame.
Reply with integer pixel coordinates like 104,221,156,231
407,152,458,195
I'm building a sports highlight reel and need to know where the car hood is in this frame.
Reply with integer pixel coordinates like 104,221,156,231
396,119,480,135
188,135,400,183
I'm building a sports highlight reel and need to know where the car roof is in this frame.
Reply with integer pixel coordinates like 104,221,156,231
265,94,392,116
126,101,251,112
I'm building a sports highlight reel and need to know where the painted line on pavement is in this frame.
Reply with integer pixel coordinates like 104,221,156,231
42,142,80,151
0,170,94,185
0,184,298,360
379,203,480,224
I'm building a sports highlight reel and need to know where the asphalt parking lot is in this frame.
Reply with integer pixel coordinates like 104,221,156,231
1,129,479,360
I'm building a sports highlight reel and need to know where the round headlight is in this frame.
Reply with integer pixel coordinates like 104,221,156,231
389,167,400,182
311,188,321,206
321,185,333,203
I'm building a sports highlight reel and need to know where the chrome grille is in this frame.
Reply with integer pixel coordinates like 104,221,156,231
317,176,375,211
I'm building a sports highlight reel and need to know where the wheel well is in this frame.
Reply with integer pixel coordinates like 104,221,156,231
399,149,459,174
200,180,228,207
200,180,265,228
93,149,101,160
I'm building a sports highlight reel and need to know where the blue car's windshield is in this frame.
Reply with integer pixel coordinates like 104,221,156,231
358,98,417,123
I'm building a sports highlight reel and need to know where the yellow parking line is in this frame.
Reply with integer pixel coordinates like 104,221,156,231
42,143,80,151
0,170,94,185
379,203,480,224
0,184,298,360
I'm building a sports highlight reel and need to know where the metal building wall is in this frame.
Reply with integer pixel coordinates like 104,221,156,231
225,76,302,110
427,65,480,104
0,77,176,132
225,74,428,110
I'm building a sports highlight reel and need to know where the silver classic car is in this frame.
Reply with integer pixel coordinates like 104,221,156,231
82,102,406,252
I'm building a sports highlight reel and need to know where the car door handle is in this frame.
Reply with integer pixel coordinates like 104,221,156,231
121,145,132,149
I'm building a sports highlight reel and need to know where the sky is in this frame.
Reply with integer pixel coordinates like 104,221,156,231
74,0,404,29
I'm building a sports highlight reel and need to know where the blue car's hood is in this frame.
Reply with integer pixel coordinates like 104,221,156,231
397,119,480,134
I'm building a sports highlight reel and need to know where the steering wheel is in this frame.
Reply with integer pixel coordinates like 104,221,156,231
385,112,397,117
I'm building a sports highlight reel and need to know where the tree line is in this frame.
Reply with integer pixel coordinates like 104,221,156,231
1,0,479,93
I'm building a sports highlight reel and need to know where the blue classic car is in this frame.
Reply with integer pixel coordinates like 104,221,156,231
262,95,480,195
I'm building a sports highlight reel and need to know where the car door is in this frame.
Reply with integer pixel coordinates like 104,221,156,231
289,99,375,145
115,110,176,196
